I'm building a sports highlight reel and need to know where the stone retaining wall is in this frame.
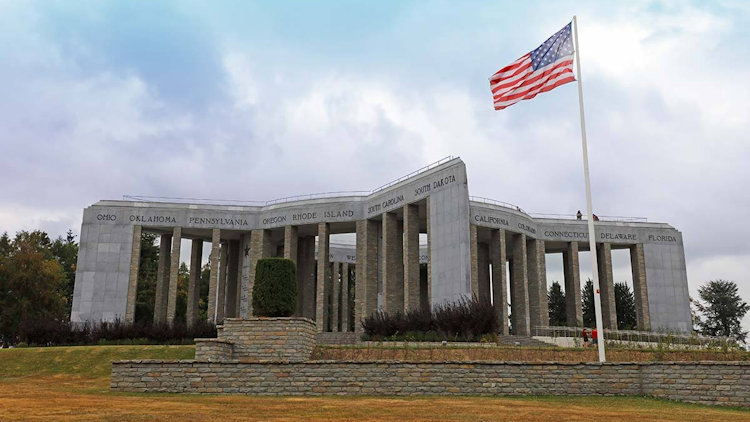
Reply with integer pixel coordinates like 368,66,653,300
194,339,233,362
316,332,360,345
195,317,316,362
111,360,750,407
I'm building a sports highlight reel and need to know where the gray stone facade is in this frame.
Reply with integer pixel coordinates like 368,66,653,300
72,158,692,333
111,360,750,407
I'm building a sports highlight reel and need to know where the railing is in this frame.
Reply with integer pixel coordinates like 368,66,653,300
529,213,648,223
469,196,527,214
532,326,738,349
263,191,369,206
370,156,455,193
124,156,458,208
123,191,370,207
122,195,266,206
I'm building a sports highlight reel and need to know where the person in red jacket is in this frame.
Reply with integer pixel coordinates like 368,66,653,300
582,328,589,348
592,328,598,345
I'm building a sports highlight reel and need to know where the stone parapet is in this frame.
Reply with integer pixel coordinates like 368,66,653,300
111,360,750,407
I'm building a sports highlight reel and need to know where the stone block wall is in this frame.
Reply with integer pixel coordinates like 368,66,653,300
316,332,360,345
194,317,316,362
642,362,750,405
194,339,234,361
111,361,750,407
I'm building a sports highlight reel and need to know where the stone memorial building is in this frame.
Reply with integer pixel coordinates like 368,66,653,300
71,157,692,333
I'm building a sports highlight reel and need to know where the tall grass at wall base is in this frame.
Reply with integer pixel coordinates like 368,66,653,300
361,297,498,342
10,318,216,347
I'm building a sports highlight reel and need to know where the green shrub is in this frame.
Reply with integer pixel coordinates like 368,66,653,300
252,258,297,317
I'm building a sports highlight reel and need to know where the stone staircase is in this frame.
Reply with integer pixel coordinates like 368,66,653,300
495,335,556,348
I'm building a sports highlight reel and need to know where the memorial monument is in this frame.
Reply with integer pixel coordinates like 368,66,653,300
72,157,692,333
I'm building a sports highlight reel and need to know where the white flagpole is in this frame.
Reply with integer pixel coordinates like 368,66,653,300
572,15,606,363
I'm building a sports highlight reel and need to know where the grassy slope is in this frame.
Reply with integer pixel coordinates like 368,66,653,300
0,345,194,379
0,345,747,421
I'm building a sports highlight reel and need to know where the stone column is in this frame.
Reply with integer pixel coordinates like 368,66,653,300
470,224,479,299
382,212,404,314
124,225,141,324
563,241,583,327
207,229,221,323
284,225,298,262
316,223,331,332
596,243,617,330
166,227,182,326
490,229,509,335
154,233,172,324
216,241,228,322
341,262,350,332
510,233,530,336
355,219,379,332
527,238,549,331
403,204,420,311
224,239,240,319
331,262,340,332
630,243,651,330
246,229,271,318
186,239,203,327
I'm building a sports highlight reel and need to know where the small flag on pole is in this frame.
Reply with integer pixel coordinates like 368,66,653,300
490,22,576,110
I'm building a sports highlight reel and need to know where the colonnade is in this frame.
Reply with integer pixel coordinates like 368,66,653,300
124,218,651,335
124,225,361,332
470,224,651,335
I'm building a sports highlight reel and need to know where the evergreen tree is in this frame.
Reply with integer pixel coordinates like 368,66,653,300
134,233,159,324
0,232,12,257
582,278,595,327
614,282,637,330
695,280,749,342
547,281,566,326
50,230,78,312
174,262,190,324
689,296,702,333
199,262,211,321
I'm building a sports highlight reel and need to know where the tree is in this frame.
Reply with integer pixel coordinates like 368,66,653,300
50,230,78,312
0,232,11,257
547,281,566,326
0,231,68,344
689,296,702,333
174,262,190,324
135,233,159,324
614,282,637,330
694,280,749,342
582,278,595,327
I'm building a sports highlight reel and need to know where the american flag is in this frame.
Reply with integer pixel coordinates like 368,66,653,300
490,22,576,110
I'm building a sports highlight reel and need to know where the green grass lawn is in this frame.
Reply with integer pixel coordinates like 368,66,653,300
0,344,194,378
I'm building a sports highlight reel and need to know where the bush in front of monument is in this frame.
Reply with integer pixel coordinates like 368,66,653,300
252,258,297,317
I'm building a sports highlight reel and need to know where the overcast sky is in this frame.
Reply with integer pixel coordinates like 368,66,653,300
1,1,748,329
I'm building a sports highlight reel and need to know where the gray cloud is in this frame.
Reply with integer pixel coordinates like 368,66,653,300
1,1,748,327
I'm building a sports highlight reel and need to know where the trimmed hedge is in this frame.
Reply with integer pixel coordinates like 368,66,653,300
252,258,297,317
362,296,497,341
